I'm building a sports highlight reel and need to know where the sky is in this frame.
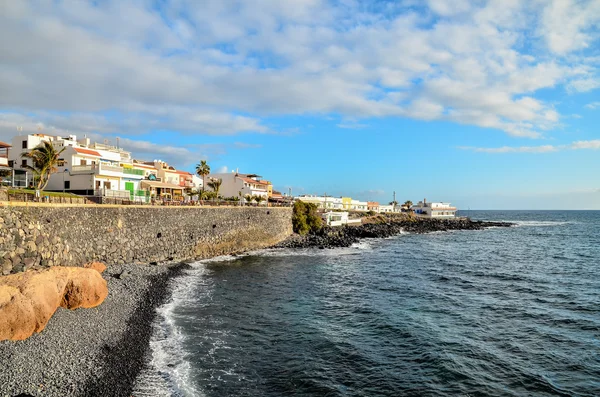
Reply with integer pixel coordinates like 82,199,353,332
1,0,599,209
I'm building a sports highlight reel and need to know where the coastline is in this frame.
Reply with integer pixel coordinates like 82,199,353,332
0,262,190,397
276,216,514,249
0,216,513,396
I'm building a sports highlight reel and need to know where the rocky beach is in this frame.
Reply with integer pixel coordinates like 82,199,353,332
0,262,190,397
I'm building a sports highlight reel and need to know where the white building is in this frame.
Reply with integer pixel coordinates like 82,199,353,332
207,172,270,202
322,211,362,227
378,204,395,213
411,199,457,218
350,199,368,211
0,141,10,170
296,195,344,210
10,134,148,199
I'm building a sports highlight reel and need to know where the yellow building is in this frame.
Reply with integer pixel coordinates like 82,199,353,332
342,197,352,210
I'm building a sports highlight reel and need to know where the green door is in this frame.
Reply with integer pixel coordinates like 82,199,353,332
125,182,134,199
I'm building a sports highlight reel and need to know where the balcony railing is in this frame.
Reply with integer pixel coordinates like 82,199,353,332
123,168,145,176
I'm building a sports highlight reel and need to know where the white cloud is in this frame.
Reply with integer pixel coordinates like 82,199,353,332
458,145,558,154
567,78,600,93
336,123,368,130
0,0,599,139
215,166,229,173
585,102,600,109
538,0,600,55
459,139,600,153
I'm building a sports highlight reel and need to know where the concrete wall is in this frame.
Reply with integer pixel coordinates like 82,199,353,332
0,204,292,275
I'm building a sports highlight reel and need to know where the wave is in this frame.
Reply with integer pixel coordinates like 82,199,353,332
132,264,208,397
510,220,573,227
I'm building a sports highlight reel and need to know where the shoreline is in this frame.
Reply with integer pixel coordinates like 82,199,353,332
0,262,191,397
0,217,513,396
276,216,514,249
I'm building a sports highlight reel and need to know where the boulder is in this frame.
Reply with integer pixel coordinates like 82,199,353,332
83,261,107,274
0,267,108,341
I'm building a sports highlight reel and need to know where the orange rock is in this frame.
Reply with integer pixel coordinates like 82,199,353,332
0,267,108,341
83,261,107,274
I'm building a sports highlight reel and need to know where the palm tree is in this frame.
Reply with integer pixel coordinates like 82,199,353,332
254,195,265,206
207,177,222,198
244,194,253,205
195,160,210,193
403,200,413,210
21,141,65,190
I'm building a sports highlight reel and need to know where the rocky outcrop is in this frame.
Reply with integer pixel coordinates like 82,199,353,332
0,267,108,341
276,217,514,249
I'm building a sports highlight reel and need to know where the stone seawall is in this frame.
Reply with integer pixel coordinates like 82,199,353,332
0,204,292,275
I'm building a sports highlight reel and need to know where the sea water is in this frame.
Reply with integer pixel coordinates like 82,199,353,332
134,211,600,396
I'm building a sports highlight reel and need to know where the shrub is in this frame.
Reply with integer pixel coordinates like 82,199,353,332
292,200,323,235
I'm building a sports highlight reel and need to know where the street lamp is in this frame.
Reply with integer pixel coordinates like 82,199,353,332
63,168,69,193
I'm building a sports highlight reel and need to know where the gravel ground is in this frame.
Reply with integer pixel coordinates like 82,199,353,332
0,262,190,397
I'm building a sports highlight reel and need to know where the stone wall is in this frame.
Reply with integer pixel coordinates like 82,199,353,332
0,205,292,275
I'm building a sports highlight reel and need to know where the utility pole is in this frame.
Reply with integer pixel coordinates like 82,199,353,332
393,191,396,212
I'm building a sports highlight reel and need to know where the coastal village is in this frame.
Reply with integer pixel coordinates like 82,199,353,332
0,132,458,223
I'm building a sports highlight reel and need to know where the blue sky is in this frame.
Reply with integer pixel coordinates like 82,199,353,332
1,0,599,209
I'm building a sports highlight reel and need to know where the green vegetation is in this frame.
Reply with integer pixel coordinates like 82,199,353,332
21,141,66,190
195,160,210,193
207,177,222,198
292,200,323,235
253,195,265,205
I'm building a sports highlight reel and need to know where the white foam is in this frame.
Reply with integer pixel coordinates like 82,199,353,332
132,263,209,397
510,220,572,227
351,241,373,250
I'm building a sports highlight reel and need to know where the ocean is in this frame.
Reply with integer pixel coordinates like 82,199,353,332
133,211,600,396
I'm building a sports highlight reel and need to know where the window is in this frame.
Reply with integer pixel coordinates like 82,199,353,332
57,159,66,167
104,181,111,190
95,181,101,189
21,159,27,167
8,160,13,168
81,159,87,166
64,181,70,189
22,140,27,149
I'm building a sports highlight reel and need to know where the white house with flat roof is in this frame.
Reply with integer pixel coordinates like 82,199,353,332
207,172,270,202
10,133,147,197
411,199,457,218
296,195,344,210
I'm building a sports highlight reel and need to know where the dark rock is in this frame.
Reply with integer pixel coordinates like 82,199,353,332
275,217,514,249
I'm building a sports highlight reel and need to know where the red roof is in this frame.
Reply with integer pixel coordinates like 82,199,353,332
175,170,192,175
74,148,101,157
239,176,269,185
0,141,11,148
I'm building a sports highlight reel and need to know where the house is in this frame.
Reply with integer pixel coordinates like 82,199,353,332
296,195,343,210
9,134,147,196
0,141,10,171
322,211,362,226
367,202,379,212
350,199,368,211
341,197,352,210
207,172,271,203
378,204,394,213
411,199,457,218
